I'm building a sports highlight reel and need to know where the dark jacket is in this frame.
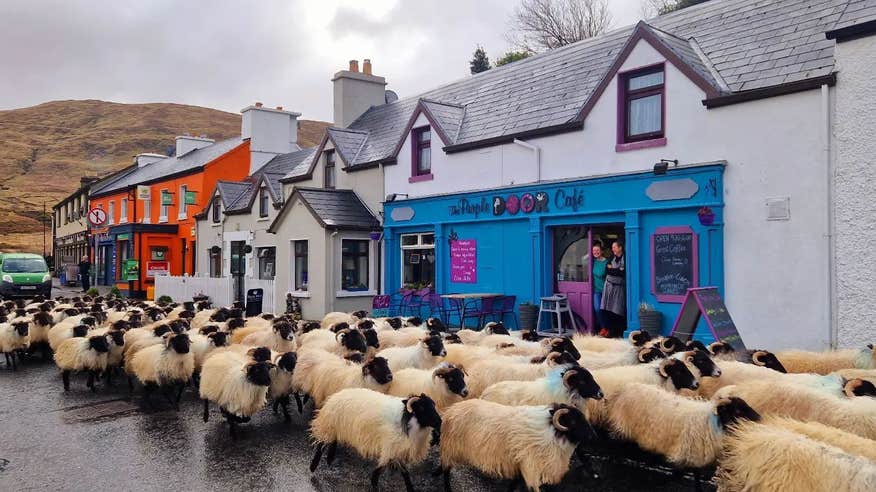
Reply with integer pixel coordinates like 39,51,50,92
78,261,91,276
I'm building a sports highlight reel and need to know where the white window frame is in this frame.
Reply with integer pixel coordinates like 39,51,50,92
142,199,151,224
400,232,436,286
289,238,310,297
336,235,377,297
120,198,128,223
159,189,170,223
107,201,115,225
178,185,188,220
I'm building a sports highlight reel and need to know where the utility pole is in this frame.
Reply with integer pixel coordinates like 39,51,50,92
42,201,47,258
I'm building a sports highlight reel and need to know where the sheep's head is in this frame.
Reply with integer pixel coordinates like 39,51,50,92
244,361,274,386
275,352,297,373
64,308,80,317
423,334,446,357
152,325,172,338
714,396,760,429
166,333,190,354
248,347,272,362
297,320,321,334
545,337,581,360
168,319,189,334
562,367,603,401
404,394,441,430
351,310,369,320
330,322,350,334
545,351,579,367
521,330,540,342
200,325,220,335
405,317,423,327
72,324,90,338
209,309,229,322
107,330,125,347
434,363,468,398
183,302,196,312
361,328,379,349
685,340,708,352
843,378,876,398
426,318,446,333
637,346,665,363
111,320,130,332
196,301,212,311
708,341,734,357
177,310,195,321
208,331,229,347
273,322,295,341
657,336,684,355
549,404,596,444
80,316,97,327
228,307,244,319
88,335,110,353
750,350,786,373
658,358,699,391
363,356,393,385
337,328,367,354
356,319,375,331
485,322,508,336
385,317,403,330
33,311,54,327
10,321,29,337
443,333,462,345
682,350,722,378
226,318,247,332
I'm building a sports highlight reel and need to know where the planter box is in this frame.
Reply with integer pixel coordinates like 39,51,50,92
638,310,663,333
519,304,538,331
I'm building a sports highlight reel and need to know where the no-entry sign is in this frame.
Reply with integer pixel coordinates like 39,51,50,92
87,208,107,226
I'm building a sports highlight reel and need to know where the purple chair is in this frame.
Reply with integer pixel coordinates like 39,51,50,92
494,295,518,328
462,296,497,329
420,292,447,321
389,290,414,317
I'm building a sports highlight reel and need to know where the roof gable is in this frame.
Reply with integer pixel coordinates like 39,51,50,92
268,187,380,233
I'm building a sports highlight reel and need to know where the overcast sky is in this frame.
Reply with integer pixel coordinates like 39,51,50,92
0,0,646,122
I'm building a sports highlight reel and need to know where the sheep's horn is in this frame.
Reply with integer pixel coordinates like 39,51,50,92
552,408,570,432
406,396,420,414
658,360,671,378
562,369,577,386
751,351,766,365
637,349,648,363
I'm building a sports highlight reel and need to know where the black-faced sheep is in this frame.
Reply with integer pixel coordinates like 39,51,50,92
127,332,194,407
440,401,595,491
572,330,652,354
387,362,469,411
292,348,393,407
268,351,300,421
0,321,29,370
376,333,446,372
776,343,875,374
26,311,54,360
466,351,579,398
481,366,603,407
709,343,788,373
309,388,441,492
239,321,296,352
55,334,110,391
48,315,97,351
200,349,275,438
577,346,665,369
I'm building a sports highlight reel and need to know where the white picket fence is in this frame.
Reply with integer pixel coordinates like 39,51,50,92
154,275,276,314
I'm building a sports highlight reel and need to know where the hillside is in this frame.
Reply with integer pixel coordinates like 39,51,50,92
0,100,329,253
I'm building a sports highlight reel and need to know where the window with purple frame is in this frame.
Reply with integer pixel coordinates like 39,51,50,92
411,126,431,177
620,65,665,143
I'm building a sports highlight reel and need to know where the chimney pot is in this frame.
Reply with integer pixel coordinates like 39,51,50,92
276,106,283,110
363,59,372,75
255,102,263,108
349,59,359,72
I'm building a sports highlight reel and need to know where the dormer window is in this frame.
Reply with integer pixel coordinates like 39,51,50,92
410,126,433,183
259,187,269,218
324,150,336,189
618,64,665,149
212,196,221,223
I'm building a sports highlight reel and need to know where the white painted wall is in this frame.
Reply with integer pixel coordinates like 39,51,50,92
241,105,301,173
176,136,214,156
385,40,832,350
833,34,876,349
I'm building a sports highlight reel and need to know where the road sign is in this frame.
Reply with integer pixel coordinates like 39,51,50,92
88,208,107,226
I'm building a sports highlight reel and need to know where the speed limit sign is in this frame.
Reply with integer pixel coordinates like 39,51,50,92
88,208,107,226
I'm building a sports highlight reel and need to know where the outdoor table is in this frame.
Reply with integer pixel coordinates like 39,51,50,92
440,293,502,329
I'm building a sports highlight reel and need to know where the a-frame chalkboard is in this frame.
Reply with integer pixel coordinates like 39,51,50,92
669,287,745,351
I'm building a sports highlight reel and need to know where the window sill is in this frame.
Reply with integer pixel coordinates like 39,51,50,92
142,220,151,224
408,173,434,183
177,215,187,221
615,137,666,152
119,219,128,224
158,217,168,224
289,291,311,298
211,222,222,227
336,289,377,298
257,217,269,222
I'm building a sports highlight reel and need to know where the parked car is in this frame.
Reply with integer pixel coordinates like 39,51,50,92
0,253,52,298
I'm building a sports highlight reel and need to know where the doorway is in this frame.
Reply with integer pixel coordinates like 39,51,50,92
552,224,624,333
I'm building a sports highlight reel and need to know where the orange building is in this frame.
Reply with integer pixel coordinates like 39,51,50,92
88,137,250,296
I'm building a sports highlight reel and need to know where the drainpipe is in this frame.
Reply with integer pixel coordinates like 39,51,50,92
329,230,339,313
823,83,837,348
513,138,541,182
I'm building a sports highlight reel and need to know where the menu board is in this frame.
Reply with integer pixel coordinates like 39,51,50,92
652,227,697,302
450,240,477,283
670,287,745,351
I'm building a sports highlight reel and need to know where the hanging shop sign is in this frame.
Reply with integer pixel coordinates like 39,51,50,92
447,188,581,219
145,261,170,278
184,191,197,205
160,191,173,206
136,186,151,200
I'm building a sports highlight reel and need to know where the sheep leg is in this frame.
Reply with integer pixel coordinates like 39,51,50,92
398,464,415,492
506,477,522,492
309,443,324,472
10,352,17,371
62,370,71,391
325,441,337,465
279,396,292,423
302,393,310,405
127,376,134,393
174,383,185,407
442,467,452,492
202,399,210,422
3,352,9,369
86,371,96,391
272,398,281,415
369,466,384,490
293,392,304,414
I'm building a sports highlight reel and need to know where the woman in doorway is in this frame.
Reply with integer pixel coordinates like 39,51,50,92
591,242,608,335
600,240,626,338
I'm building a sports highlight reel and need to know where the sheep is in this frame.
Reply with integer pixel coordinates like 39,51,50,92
240,321,296,352
48,315,97,351
715,419,876,492
127,332,195,408
292,348,393,407
708,342,788,372
229,316,273,344
309,389,441,492
54,334,110,391
713,380,876,439
586,358,700,427
26,310,54,360
834,368,876,387
199,349,275,438
387,362,469,411
572,329,653,354
268,351,300,421
758,415,876,461
493,336,583,361
455,321,510,345
298,327,367,358
123,324,174,360
0,321,29,370
439,401,595,491
376,333,446,372
775,343,875,374
843,378,876,397
373,316,403,332
608,383,760,469
320,311,362,329
190,331,230,373
672,349,723,379
466,351,580,398
577,346,666,369
295,319,321,336
481,366,603,408
643,335,685,355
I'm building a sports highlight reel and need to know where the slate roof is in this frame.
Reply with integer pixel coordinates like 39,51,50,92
829,0,876,32
216,181,251,208
315,0,867,168
90,138,244,197
269,187,380,232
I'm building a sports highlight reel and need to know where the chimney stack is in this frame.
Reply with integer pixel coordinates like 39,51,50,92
240,103,302,173
135,152,167,168
175,135,214,157
332,58,387,127
255,102,263,107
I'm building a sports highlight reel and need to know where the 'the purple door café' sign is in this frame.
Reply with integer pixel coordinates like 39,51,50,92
450,240,477,283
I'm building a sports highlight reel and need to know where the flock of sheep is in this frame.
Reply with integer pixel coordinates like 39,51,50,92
1,294,875,491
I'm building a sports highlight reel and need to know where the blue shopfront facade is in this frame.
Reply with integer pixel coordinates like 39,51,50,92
383,164,725,339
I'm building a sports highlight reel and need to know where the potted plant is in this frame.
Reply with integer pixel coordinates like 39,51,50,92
519,301,538,331
638,302,663,333
697,206,715,226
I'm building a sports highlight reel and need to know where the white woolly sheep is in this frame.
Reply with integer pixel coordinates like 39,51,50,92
0,321,29,371
439,400,596,491
48,315,97,351
298,327,367,358
387,362,469,411
578,346,666,369
54,334,111,391
571,330,653,354
26,310,54,360
240,321,296,352
309,388,442,491
481,366,604,408
190,331,230,373
713,380,876,439
716,419,876,492
466,351,580,398
292,348,394,408
320,310,366,329
268,351,300,421
376,333,446,372
127,332,195,408
199,348,275,438
776,343,875,374
608,383,760,469
758,415,876,461
455,321,510,345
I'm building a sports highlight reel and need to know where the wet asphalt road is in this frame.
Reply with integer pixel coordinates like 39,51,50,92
0,356,707,492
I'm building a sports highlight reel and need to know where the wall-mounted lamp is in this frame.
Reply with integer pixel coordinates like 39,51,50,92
653,159,679,175
385,193,409,202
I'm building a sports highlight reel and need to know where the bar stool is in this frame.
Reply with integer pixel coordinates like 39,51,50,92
536,295,578,337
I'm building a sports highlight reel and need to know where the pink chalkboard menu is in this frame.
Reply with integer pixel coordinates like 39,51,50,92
450,239,477,283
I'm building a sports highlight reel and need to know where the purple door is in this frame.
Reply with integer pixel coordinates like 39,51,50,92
554,227,592,332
